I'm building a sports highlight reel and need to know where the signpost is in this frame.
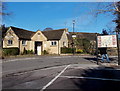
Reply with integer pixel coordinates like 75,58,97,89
117,33,120,65
97,35,118,65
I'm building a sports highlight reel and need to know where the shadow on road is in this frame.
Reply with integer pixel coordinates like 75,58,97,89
72,66,120,91
84,57,118,64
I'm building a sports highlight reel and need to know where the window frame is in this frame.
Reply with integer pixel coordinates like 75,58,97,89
22,40,27,46
63,41,66,47
51,41,57,46
8,40,13,45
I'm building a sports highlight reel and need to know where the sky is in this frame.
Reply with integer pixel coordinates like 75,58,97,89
3,2,117,33
3,0,120,2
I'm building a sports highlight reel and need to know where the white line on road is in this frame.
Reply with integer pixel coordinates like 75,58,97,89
41,65,67,70
2,57,40,63
60,76,120,82
52,55,93,58
40,65,70,91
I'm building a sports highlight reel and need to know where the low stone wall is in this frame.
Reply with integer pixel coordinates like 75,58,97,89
107,48,118,56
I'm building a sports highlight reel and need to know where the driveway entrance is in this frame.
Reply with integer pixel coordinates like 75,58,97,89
35,41,42,55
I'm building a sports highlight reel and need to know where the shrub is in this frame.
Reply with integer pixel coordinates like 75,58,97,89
22,48,34,55
76,49,83,53
76,38,91,54
27,50,34,54
3,47,19,56
42,50,49,55
61,47,76,53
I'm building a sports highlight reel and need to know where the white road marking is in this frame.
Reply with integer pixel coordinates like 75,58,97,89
60,76,120,82
52,56,74,59
41,65,67,70
52,56,95,59
40,65,70,91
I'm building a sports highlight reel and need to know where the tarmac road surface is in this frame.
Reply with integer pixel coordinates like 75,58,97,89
2,64,120,91
1,55,119,91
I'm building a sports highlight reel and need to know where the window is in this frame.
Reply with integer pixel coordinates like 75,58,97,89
51,41,57,46
63,42,66,46
38,33,40,35
8,40,13,45
22,40,26,45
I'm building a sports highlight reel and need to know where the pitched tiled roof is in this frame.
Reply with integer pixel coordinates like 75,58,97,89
3,26,66,40
10,26,35,40
69,32,96,41
42,29,65,40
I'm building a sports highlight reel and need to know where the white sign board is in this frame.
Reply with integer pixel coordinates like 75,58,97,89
72,35,76,38
97,35,117,48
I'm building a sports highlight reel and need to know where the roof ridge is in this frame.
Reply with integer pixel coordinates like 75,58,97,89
42,28,66,32
70,32,96,34
10,26,35,33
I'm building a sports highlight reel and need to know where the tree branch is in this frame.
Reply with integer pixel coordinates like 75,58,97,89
113,0,120,13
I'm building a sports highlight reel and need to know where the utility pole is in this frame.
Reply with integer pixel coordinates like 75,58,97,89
96,33,99,65
116,29,120,65
73,20,75,33
72,20,75,55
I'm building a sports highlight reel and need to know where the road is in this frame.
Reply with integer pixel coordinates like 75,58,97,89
1,55,120,91
45,65,120,91
2,55,98,75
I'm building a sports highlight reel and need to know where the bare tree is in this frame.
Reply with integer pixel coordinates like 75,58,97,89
0,1,10,16
95,1,120,15
113,1,120,32
94,1,120,34
0,1,11,58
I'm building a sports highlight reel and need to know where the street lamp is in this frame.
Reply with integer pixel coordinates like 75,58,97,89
72,20,76,55
73,20,75,33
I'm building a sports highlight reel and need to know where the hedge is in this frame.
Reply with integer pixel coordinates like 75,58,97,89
76,49,83,53
3,47,19,56
61,47,76,53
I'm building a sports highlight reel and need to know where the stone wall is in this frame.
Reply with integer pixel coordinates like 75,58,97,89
107,48,118,56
